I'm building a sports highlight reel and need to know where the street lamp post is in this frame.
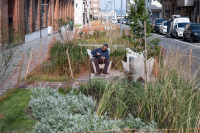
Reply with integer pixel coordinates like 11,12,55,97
114,0,115,25
120,0,122,36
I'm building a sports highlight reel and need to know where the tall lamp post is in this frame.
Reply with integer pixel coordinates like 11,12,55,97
120,0,122,36
40,3,49,38
114,0,115,25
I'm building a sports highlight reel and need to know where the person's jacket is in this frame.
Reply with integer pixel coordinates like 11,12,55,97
167,19,174,29
69,21,73,26
91,48,109,59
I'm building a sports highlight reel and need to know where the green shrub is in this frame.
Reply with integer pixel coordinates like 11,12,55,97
28,88,157,132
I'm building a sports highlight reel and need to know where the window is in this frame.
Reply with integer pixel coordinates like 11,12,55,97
178,23,190,28
93,4,97,7
191,24,200,30
9,17,13,23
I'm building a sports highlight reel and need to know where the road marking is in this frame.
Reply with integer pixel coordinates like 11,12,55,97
153,34,200,49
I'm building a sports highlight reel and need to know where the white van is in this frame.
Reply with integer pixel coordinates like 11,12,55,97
172,15,181,18
171,17,190,38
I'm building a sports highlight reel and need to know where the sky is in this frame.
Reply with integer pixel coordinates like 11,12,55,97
99,0,127,10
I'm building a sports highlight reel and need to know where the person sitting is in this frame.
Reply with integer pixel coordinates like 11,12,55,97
91,44,110,75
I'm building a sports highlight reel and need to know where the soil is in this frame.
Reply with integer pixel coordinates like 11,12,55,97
27,106,34,119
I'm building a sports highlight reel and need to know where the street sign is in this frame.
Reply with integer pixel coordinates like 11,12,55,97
165,10,170,13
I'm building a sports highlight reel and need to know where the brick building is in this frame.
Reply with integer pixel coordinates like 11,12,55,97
90,0,99,19
158,0,195,22
0,0,74,45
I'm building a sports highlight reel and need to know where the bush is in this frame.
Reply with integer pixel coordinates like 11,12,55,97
28,88,157,132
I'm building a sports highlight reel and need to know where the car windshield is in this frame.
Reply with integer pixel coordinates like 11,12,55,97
191,24,200,30
178,23,189,28
156,19,166,23
164,22,167,26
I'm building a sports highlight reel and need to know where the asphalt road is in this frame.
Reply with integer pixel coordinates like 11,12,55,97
120,23,200,57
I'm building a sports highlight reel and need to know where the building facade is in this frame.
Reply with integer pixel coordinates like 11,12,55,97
74,0,87,25
0,0,74,45
90,0,99,19
149,0,162,20
158,0,196,22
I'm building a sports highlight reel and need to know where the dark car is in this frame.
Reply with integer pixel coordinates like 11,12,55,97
183,23,200,43
117,18,122,23
151,19,166,33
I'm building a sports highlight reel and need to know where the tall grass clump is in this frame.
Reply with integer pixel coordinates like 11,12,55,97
47,41,89,76
77,48,200,130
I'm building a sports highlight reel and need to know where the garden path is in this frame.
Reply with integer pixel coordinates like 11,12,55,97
18,70,124,89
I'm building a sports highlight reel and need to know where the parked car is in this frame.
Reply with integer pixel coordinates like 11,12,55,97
122,19,126,24
117,18,122,23
125,19,129,25
128,19,134,25
112,19,117,24
183,23,200,43
151,18,166,33
159,21,167,35
171,22,190,38
149,20,152,25
170,17,190,38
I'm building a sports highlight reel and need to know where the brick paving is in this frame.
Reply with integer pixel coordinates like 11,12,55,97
18,70,124,90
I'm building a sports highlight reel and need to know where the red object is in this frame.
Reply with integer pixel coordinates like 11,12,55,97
151,9,161,12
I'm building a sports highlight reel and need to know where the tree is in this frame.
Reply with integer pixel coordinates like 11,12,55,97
128,0,161,88
128,0,160,58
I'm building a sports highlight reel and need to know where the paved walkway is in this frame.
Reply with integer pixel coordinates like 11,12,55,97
0,29,75,95
18,70,124,90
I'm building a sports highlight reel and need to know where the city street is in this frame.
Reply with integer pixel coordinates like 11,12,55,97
121,23,200,57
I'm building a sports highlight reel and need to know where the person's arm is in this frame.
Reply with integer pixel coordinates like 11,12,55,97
105,50,109,59
91,49,98,55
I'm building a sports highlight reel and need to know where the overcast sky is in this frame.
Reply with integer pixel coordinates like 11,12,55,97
100,0,127,10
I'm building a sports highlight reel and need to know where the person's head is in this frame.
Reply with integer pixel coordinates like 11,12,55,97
102,44,108,51
168,18,171,21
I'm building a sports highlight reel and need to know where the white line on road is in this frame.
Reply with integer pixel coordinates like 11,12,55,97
154,34,200,49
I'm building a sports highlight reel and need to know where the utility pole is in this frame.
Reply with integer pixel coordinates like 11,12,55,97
110,1,112,45
110,0,112,33
120,0,122,36
114,0,115,25
106,5,108,33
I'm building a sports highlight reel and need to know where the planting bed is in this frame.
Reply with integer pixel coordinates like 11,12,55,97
24,40,126,82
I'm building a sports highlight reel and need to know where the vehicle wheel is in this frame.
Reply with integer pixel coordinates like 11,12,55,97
183,35,186,41
176,32,179,39
171,33,174,38
190,37,194,43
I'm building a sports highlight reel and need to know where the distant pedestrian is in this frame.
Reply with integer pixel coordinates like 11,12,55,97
167,17,174,38
69,19,74,31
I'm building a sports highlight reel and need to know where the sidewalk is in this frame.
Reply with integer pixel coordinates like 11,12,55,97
0,30,75,96
18,70,124,90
